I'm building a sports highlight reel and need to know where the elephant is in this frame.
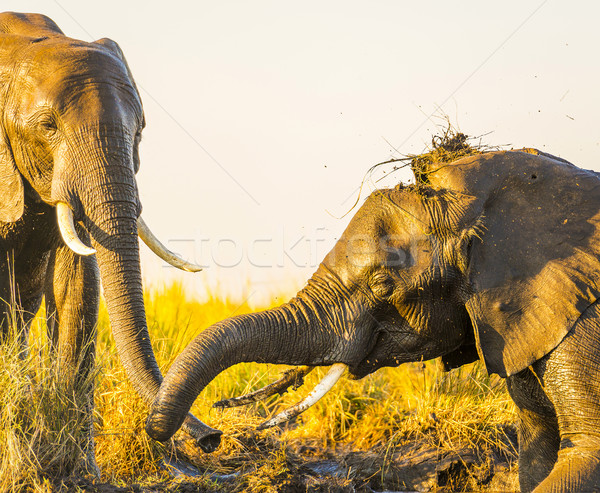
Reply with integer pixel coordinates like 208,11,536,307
147,147,600,492
0,12,221,473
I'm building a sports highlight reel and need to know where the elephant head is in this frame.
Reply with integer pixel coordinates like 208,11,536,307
0,12,220,450
146,147,600,444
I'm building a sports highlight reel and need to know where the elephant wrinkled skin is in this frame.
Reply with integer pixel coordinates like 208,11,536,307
148,148,600,492
0,12,219,474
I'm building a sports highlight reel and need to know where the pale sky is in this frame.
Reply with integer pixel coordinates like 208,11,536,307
6,1,600,304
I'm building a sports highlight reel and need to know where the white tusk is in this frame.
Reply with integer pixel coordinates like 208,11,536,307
56,202,96,256
257,363,347,430
137,217,202,273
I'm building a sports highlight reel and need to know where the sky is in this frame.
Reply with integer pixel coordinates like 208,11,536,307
5,1,600,305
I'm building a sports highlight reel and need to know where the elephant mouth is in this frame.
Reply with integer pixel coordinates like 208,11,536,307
347,316,418,379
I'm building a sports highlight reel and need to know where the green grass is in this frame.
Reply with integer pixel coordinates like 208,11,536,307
0,282,517,491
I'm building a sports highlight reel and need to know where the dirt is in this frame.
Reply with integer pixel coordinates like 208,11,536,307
49,429,519,492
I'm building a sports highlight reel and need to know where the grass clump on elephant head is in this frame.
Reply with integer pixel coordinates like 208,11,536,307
409,127,485,185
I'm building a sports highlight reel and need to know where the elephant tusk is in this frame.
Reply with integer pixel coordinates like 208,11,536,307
56,202,96,256
214,366,314,409
137,217,202,273
257,363,347,430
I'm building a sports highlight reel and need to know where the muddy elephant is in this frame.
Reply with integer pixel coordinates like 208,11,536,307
148,148,600,492
0,12,221,472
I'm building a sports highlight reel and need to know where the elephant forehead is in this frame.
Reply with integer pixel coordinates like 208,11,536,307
12,40,142,126
359,189,429,232
321,195,431,281
29,36,120,68
337,194,419,247
18,39,135,98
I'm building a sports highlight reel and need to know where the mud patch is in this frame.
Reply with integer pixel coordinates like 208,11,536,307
146,427,519,492
45,442,518,492
41,400,519,491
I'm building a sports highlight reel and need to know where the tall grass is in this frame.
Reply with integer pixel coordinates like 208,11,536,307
0,314,96,492
0,282,516,490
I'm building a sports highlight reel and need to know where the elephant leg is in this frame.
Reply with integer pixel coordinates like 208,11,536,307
45,244,99,383
506,367,559,492
529,301,600,492
44,243,100,476
0,251,47,355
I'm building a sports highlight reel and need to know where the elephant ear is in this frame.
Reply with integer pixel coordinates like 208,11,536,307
0,129,24,222
430,149,600,377
0,14,41,222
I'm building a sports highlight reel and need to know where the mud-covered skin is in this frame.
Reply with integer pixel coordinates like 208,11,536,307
149,149,600,491
506,300,600,492
506,366,560,491
530,301,600,491
0,12,215,473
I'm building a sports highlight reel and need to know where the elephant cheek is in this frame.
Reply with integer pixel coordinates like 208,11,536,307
349,331,405,379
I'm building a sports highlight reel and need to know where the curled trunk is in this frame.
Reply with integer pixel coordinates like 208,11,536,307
146,294,342,442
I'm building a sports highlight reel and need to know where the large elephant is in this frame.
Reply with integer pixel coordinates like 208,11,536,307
0,12,221,472
147,148,600,492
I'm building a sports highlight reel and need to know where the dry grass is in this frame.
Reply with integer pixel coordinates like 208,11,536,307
0,316,96,492
410,126,488,185
0,282,517,491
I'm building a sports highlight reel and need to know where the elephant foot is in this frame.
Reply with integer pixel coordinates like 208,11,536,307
532,446,600,492
75,423,101,479
75,445,101,479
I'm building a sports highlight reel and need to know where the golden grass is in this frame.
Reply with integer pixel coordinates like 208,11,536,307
0,317,96,492
0,282,517,491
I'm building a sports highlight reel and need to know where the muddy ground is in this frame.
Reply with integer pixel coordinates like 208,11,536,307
48,427,520,493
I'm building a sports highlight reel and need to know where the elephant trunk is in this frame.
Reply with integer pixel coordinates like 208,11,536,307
70,149,220,450
146,284,351,442
88,200,162,400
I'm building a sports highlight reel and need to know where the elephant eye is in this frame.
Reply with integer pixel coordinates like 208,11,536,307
39,118,58,135
370,272,395,299
384,246,410,268
380,235,410,268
